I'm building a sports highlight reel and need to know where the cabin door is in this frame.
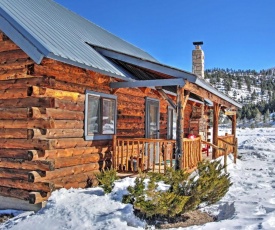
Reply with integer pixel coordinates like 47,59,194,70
145,98,160,166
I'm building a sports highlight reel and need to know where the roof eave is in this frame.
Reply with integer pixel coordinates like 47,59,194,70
96,47,242,109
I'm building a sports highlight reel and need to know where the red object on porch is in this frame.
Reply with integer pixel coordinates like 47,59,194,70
202,145,210,156
187,134,196,139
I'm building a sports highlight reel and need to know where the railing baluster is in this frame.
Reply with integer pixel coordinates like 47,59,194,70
164,142,167,173
152,142,156,172
159,142,163,173
121,140,124,171
126,140,129,171
117,140,120,171
147,142,150,170
142,141,145,171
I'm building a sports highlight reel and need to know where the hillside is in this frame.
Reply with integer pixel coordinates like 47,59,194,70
204,68,275,121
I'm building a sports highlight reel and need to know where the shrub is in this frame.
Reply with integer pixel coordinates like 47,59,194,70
123,160,231,220
96,169,119,193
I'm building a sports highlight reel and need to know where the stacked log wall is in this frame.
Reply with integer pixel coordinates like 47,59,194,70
0,30,204,205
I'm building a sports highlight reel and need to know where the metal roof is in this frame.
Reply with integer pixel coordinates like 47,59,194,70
97,48,242,108
0,0,157,79
0,0,242,108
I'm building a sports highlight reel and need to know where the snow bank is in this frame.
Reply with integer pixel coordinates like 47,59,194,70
1,127,275,229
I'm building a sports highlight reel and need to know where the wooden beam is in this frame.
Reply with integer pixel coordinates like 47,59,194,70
184,82,237,108
110,78,186,89
212,102,221,159
156,87,176,110
232,114,237,137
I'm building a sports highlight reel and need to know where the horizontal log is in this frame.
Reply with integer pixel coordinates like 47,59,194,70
0,97,84,111
0,107,31,119
31,86,85,102
1,178,54,192
117,123,144,130
29,192,50,204
0,58,34,71
118,103,145,111
0,139,50,149
0,70,29,81
28,128,84,139
0,186,30,201
53,79,109,94
0,97,54,108
28,163,99,183
117,115,144,123
116,93,145,104
30,107,84,120
28,145,109,160
0,168,29,180
0,158,55,171
49,120,84,129
117,129,144,137
54,154,100,168
0,76,55,90
117,108,144,117
0,50,29,63
0,119,83,129
0,87,31,99
48,138,109,149
52,170,99,189
0,40,20,52
54,98,84,111
0,149,30,159
0,129,28,139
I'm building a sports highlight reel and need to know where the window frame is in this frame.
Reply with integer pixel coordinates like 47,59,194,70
167,106,177,140
85,90,117,140
145,97,160,139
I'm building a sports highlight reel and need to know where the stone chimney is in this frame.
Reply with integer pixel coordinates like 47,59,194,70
192,41,204,78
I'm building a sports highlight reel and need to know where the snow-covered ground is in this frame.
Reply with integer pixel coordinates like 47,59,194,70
1,128,275,229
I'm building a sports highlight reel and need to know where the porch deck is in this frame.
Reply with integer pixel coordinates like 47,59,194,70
112,134,237,175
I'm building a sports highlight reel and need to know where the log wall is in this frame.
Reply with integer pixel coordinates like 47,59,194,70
0,30,203,205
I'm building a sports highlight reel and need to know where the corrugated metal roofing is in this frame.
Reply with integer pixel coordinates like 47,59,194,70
0,0,242,108
0,0,157,78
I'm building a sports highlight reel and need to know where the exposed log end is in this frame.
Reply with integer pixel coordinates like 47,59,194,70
27,150,46,161
28,170,46,182
27,129,34,140
29,191,49,204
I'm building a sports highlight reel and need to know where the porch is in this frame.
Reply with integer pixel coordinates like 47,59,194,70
112,133,238,174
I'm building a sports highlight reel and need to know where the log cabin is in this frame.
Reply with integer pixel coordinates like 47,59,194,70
0,0,242,210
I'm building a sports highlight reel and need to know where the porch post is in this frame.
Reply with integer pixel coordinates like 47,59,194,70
232,113,237,163
176,86,184,169
231,113,236,137
212,102,221,159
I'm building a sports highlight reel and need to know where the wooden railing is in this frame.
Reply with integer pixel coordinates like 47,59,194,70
217,134,234,157
112,135,203,173
182,136,202,170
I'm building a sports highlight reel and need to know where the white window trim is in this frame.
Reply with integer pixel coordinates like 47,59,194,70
85,90,117,140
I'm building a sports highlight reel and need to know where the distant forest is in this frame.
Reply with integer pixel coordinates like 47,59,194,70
204,68,275,122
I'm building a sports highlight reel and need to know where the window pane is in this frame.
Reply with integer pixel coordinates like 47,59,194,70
102,98,115,134
173,111,177,139
87,95,100,134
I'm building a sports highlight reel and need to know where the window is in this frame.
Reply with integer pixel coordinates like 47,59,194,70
167,107,177,139
85,90,117,140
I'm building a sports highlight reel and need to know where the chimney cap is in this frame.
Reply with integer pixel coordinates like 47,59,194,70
193,41,203,46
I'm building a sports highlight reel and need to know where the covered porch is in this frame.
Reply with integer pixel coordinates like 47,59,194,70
98,46,242,174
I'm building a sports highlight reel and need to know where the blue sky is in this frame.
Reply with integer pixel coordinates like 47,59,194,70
55,0,275,72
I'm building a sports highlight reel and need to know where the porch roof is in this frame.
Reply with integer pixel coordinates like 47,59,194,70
95,47,242,109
